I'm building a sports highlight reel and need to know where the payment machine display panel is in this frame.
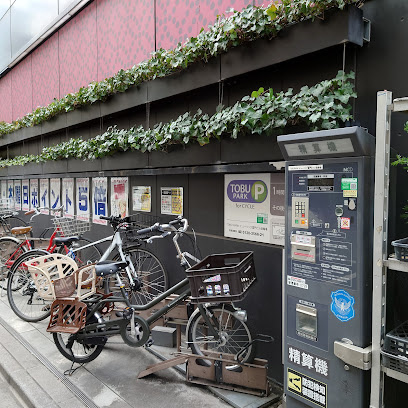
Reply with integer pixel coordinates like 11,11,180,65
288,162,359,289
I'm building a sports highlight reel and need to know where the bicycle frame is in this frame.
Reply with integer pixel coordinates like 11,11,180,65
70,229,139,288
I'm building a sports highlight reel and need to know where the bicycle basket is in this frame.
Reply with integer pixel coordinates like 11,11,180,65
121,213,162,242
53,214,91,236
186,251,256,304
46,298,87,334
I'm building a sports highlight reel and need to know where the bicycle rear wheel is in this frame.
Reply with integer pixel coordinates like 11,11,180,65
58,238,102,267
110,246,168,305
7,249,51,322
0,216,29,236
53,332,105,363
0,237,27,290
187,304,255,366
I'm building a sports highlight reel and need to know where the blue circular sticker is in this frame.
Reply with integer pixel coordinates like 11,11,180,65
330,289,355,322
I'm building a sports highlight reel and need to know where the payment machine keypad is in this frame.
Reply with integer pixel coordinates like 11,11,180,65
292,197,309,228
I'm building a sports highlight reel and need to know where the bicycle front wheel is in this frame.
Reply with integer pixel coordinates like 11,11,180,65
187,304,255,366
0,237,27,290
7,249,51,322
111,246,168,305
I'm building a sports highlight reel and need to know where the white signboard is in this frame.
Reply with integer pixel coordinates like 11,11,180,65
50,178,61,211
22,180,30,211
7,180,13,209
160,187,183,215
62,178,74,218
39,179,49,214
132,186,151,212
14,180,21,211
1,180,6,202
30,179,39,210
92,177,108,225
111,177,128,218
76,178,90,221
224,173,285,246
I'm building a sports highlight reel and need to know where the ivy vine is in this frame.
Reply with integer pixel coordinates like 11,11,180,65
0,71,356,168
0,0,363,137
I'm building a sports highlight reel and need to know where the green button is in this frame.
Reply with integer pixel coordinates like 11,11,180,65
295,220,299,224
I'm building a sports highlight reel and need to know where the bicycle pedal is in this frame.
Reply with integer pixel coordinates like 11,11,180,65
145,338,154,348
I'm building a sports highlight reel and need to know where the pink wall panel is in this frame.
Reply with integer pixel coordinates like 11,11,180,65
156,0,253,50
0,74,12,123
97,0,155,81
32,34,59,110
59,1,97,97
11,55,32,121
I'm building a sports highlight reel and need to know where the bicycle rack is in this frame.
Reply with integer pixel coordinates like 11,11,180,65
138,351,271,397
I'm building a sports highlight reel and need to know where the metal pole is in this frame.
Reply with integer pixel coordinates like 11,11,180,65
370,90,393,408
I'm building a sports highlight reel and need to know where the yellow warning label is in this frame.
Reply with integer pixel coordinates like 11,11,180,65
287,368,327,407
287,371,302,393
343,190,357,197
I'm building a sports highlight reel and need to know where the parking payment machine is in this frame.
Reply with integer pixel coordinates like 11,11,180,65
277,127,375,408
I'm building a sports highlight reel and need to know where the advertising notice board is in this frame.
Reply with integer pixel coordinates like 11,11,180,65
224,173,285,246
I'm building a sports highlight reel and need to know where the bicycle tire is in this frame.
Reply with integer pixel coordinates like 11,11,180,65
0,216,29,236
7,249,51,322
58,237,103,267
187,304,255,366
0,237,27,290
108,246,169,305
53,332,105,363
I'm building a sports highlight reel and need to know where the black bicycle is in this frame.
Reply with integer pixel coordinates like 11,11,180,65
47,216,257,367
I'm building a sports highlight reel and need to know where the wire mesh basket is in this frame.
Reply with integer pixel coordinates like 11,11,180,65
121,213,162,242
53,214,91,236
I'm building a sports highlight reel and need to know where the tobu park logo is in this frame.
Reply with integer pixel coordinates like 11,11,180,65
227,180,268,203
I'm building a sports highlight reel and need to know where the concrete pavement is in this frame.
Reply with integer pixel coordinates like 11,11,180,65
0,291,281,408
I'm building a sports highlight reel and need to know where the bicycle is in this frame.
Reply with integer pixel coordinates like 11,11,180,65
0,199,29,236
6,213,168,322
46,216,257,368
5,207,102,321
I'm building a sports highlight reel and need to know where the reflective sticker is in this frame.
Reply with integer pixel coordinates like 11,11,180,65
330,289,355,322
287,368,327,407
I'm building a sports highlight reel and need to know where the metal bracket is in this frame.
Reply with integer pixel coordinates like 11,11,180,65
334,340,372,370
363,18,371,43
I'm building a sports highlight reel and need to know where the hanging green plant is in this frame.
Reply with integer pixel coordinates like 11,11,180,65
0,0,363,138
0,71,357,168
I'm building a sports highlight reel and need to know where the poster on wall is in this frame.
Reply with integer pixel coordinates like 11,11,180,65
22,180,30,212
92,177,108,225
50,178,61,212
14,180,21,211
132,186,151,212
161,187,183,215
7,180,14,209
269,173,285,246
224,173,286,246
39,179,49,214
111,177,128,218
30,179,39,210
76,178,90,221
1,180,6,204
62,178,74,218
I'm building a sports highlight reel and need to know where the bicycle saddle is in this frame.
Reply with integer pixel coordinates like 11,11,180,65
11,226,33,235
95,261,128,277
53,236,80,246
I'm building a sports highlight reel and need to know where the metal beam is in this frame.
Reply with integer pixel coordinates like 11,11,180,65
370,90,393,408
